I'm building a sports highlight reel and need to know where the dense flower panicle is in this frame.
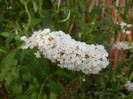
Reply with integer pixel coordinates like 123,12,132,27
125,81,133,92
113,42,133,50
21,28,109,74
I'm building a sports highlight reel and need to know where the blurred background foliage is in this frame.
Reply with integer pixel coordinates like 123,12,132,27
0,0,133,99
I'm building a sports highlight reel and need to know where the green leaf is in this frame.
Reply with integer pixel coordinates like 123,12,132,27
95,20,102,27
59,10,71,22
33,0,38,12
119,51,125,58
25,85,39,96
37,58,50,75
124,1,132,15
22,23,28,31
45,79,62,94
15,34,21,41
50,92,57,99
42,10,55,30
94,75,102,89
12,83,22,94
15,95,32,99
0,49,18,80
89,0,95,12
106,65,114,79
57,0,62,9
78,0,87,8
29,18,41,27
54,70,71,79
0,32,16,38
20,50,26,64
60,6,70,11
22,55,49,81
5,73,14,89
120,14,126,20
129,73,133,82
21,67,32,80
0,48,7,53
112,81,122,93
93,32,105,44
66,0,73,8
116,59,123,73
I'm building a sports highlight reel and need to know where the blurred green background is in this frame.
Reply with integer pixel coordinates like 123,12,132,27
0,0,133,99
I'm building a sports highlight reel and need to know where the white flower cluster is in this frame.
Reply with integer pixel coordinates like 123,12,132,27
113,41,133,50
118,21,132,34
21,29,109,74
125,81,133,92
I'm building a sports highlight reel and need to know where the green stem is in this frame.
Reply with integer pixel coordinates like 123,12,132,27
38,74,53,99
38,0,43,16
0,49,7,53
24,1,31,31
68,16,75,34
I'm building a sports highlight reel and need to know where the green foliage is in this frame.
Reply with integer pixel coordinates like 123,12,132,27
0,0,133,99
